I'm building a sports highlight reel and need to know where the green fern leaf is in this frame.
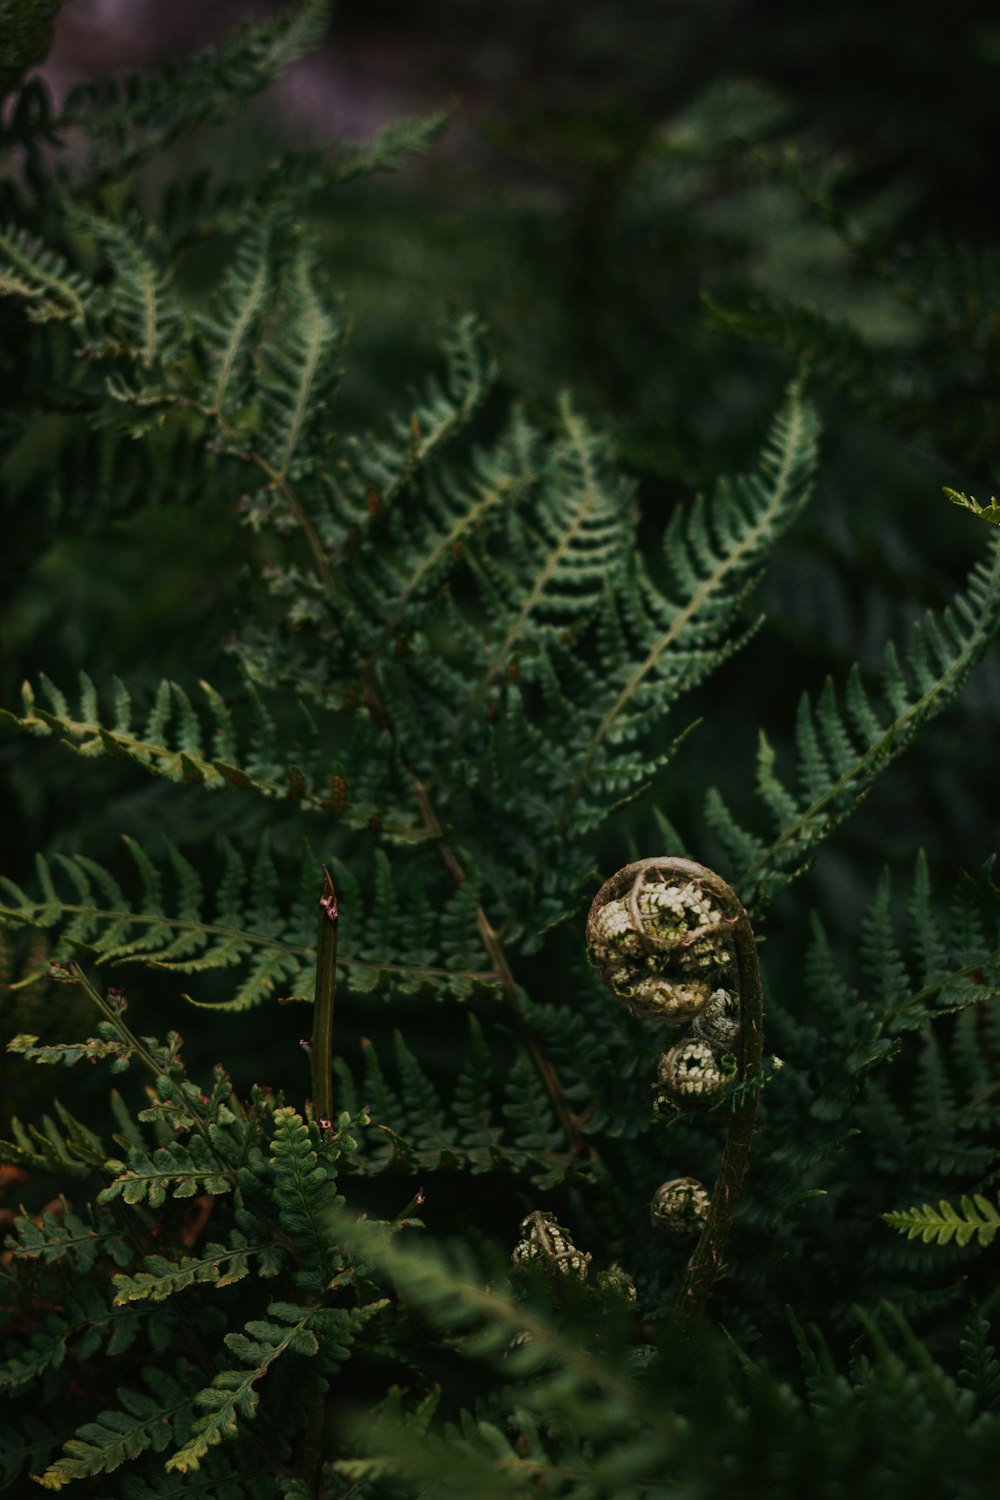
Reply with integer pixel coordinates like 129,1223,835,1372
881,1193,1000,1248
712,537,1000,909
111,1232,277,1305
944,486,1000,526
0,222,94,324
36,1370,192,1490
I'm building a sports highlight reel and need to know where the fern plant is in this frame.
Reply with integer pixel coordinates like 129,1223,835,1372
3,1,1000,1496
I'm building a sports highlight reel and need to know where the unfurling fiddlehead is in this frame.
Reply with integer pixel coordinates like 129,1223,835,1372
587,857,765,1337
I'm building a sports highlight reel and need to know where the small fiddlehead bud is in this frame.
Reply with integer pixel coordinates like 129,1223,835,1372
511,1210,592,1280
651,1177,711,1237
658,1038,736,1103
595,1262,638,1301
693,986,742,1049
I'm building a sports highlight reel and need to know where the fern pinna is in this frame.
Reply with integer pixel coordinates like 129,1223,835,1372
3,1,1000,1496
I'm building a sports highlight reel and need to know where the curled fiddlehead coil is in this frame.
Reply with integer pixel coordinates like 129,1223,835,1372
650,1177,711,1236
587,861,737,1025
658,1037,736,1104
511,1210,592,1281
693,985,742,1049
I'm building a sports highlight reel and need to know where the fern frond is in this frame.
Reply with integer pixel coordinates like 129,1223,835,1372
881,1194,1000,1248
35,1369,193,1490
268,1106,349,1281
563,379,819,820
59,0,332,179
0,1100,106,1175
324,108,450,185
333,311,497,535
0,221,94,324
0,841,498,1008
958,1303,1000,1410
194,221,272,417
944,486,1000,526
258,250,344,487
86,213,184,373
98,1138,234,1208
0,672,426,836
112,1232,281,1304
165,1300,370,1474
709,537,1000,909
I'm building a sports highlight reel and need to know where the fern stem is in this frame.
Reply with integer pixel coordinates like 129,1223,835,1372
309,870,338,1122
662,861,765,1338
359,668,588,1157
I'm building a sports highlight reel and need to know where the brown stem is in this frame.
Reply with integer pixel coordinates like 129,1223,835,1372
359,668,588,1157
308,871,338,1123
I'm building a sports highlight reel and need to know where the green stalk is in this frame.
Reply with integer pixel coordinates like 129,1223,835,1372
297,872,339,1497
309,869,338,1123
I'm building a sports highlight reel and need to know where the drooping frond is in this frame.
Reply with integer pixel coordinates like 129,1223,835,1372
0,840,497,1009
0,222,95,325
706,537,1000,909
0,672,423,836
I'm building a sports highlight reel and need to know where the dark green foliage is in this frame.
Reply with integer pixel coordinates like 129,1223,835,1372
2,2,1000,1496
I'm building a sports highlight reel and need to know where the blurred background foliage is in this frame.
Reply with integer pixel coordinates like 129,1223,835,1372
3,0,1000,1111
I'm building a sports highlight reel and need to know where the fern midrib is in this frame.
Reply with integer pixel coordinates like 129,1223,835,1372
135,251,159,370
560,400,808,824
276,292,328,480
211,249,268,412
738,553,1000,900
